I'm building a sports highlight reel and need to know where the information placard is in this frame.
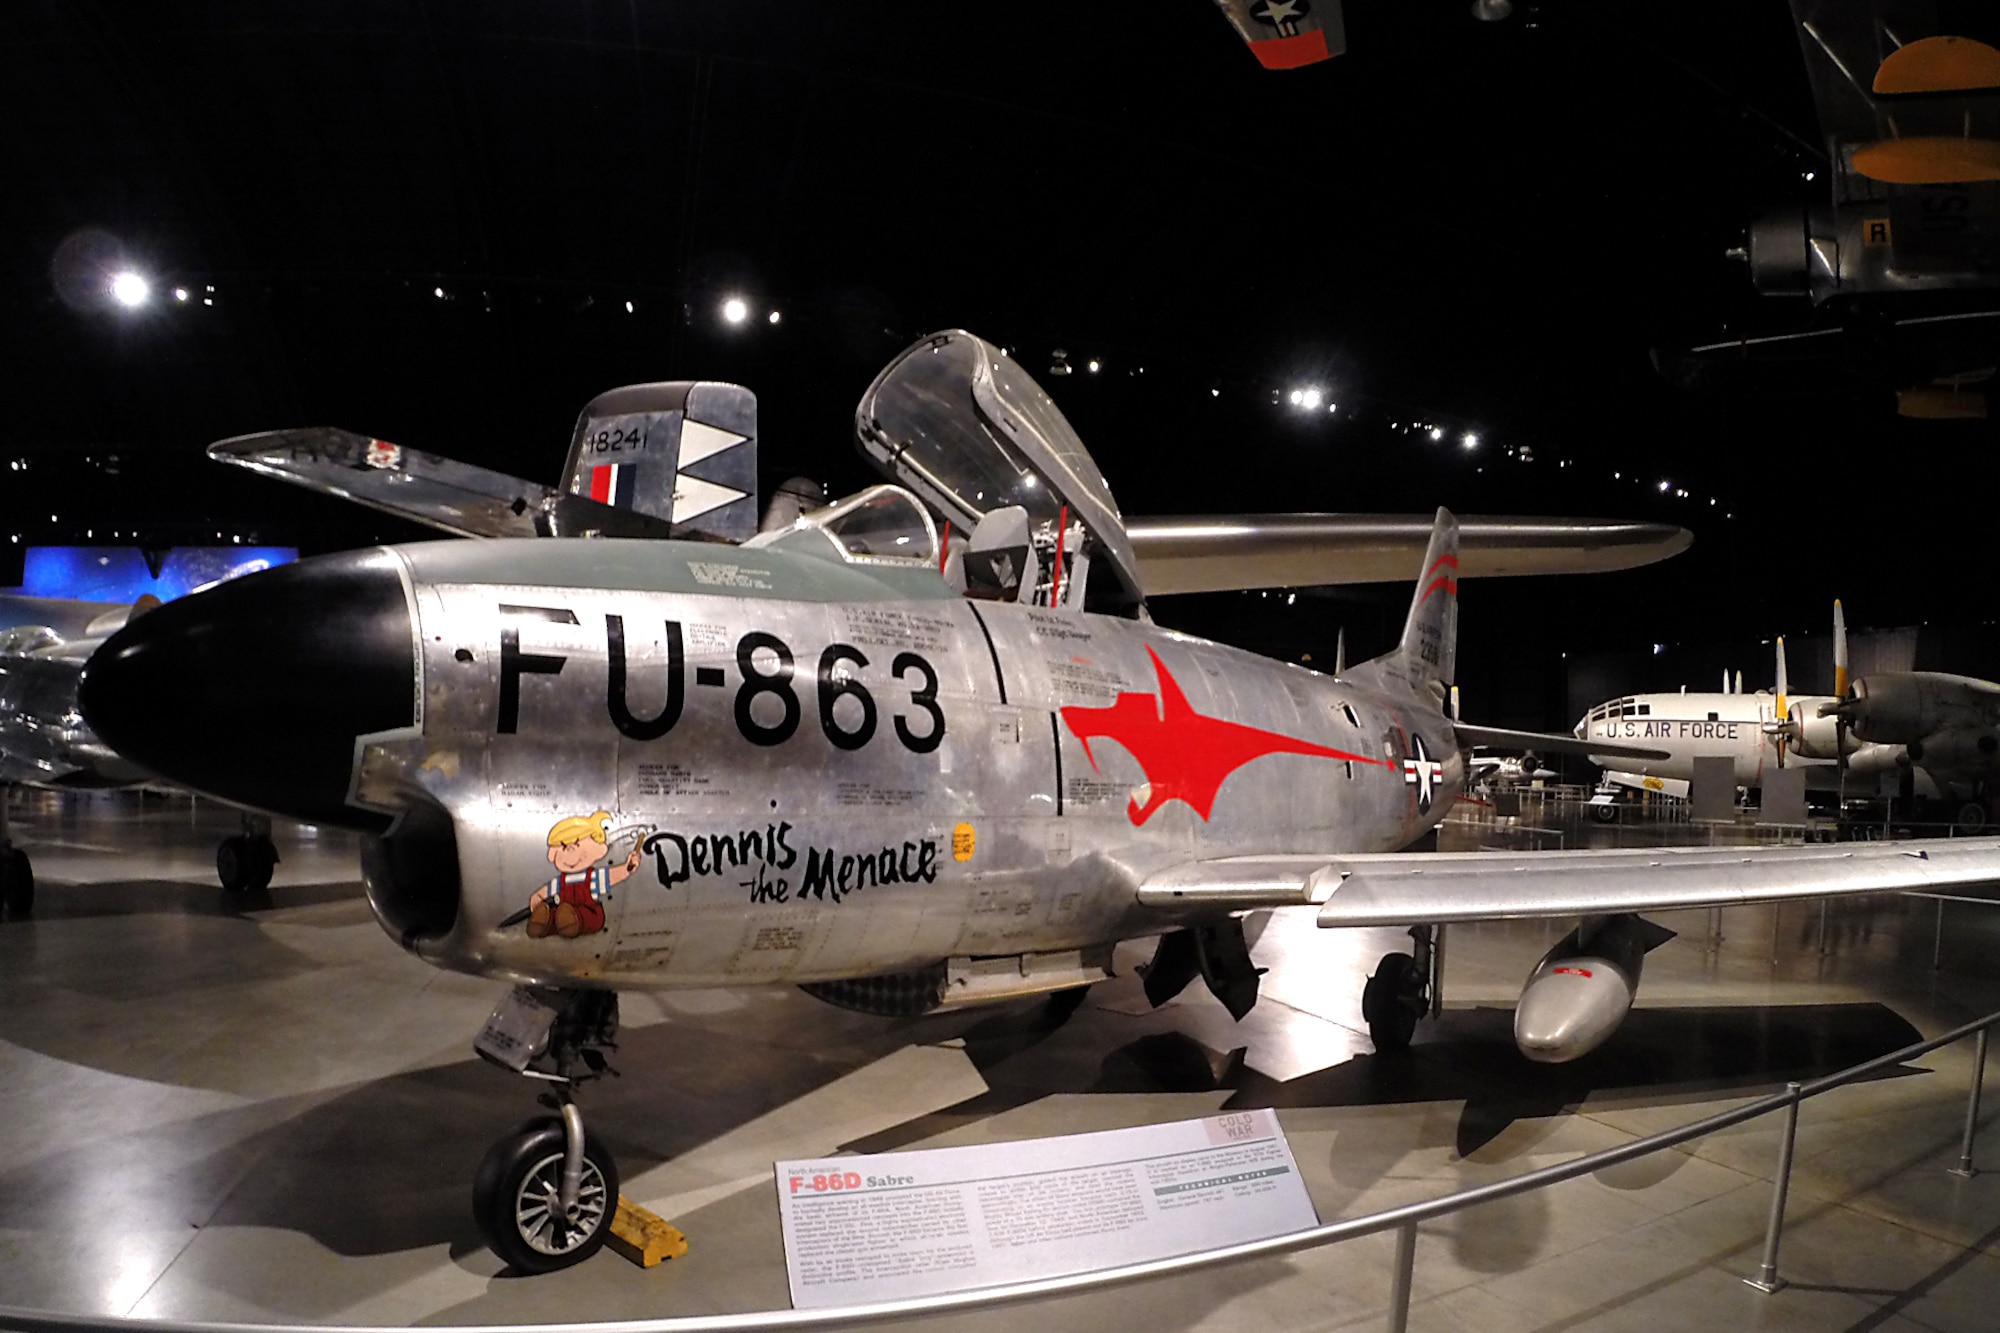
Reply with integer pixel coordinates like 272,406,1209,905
775,1109,1318,1308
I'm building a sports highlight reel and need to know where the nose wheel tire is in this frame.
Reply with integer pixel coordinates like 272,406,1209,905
474,1117,619,1274
0,847,32,916
216,834,277,894
1361,952,1422,1054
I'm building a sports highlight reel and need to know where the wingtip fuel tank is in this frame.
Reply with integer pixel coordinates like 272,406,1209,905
1514,914,1673,1063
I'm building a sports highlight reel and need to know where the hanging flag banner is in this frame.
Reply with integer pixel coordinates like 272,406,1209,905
774,1109,1317,1308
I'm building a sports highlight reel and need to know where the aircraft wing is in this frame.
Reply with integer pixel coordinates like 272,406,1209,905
1126,515,1691,594
210,429,676,540
1136,839,2000,924
1453,723,1666,763
0,594,129,641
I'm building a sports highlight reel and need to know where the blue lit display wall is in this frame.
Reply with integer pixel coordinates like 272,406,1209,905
3,547,297,603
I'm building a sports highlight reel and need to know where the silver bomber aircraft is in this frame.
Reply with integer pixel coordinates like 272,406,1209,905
73,332,2000,1274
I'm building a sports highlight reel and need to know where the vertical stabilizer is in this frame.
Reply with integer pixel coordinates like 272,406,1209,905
561,382,759,542
1352,508,1457,705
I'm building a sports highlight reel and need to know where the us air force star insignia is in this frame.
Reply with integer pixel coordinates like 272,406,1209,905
1252,0,1309,27
1248,0,1312,30
1403,733,1445,813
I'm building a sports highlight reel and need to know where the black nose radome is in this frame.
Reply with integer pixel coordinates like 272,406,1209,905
80,548,415,831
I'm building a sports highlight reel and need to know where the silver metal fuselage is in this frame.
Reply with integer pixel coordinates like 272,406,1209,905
367,538,1458,992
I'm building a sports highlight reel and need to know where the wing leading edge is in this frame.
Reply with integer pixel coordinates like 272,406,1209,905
210,429,675,540
1137,838,2000,925
1127,515,1691,595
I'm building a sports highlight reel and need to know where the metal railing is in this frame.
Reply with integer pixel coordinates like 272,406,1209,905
1,1006,1993,1333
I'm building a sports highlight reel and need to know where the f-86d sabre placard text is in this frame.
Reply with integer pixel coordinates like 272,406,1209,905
774,1110,1318,1308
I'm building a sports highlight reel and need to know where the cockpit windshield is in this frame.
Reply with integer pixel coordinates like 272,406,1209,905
746,484,939,569
811,485,938,564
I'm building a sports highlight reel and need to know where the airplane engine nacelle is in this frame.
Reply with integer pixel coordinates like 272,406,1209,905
1840,673,2000,745
1838,675,1935,744
1742,205,1828,298
1785,702,1846,760
1906,728,2000,775
1513,914,1671,1063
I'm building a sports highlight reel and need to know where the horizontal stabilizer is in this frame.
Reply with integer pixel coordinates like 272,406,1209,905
1126,514,1690,595
1454,723,1668,762
210,429,675,540
1134,838,2000,925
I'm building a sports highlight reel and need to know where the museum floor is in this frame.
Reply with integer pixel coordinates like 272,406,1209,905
3,788,1998,1332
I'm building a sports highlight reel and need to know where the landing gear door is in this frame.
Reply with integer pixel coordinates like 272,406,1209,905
854,330,1145,612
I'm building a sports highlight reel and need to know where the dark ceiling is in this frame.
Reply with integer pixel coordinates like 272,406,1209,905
5,0,1998,713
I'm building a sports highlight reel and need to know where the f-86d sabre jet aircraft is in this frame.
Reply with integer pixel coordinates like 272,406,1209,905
76,332,2000,1273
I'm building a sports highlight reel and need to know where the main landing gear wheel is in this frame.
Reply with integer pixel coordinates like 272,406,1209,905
1590,802,1618,824
474,1116,619,1274
0,846,32,916
1361,952,1423,1054
216,834,277,894
1954,801,1989,835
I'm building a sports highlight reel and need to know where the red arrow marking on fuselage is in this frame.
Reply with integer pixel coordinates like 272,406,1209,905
1060,646,1383,825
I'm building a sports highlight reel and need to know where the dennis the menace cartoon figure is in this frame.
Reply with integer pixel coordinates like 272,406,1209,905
527,810,643,939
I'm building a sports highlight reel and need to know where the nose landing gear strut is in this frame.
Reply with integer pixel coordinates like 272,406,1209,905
472,987,622,1273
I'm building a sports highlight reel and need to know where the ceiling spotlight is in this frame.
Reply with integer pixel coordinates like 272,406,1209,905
1301,387,1324,410
1461,432,1479,449
109,270,150,308
1288,389,1303,406
434,286,445,299
624,300,635,313
722,297,749,324
768,310,781,324
1658,480,1671,492
1428,427,1444,442
1087,359,1101,373
172,287,189,302
1326,402,1338,414
1210,388,1220,398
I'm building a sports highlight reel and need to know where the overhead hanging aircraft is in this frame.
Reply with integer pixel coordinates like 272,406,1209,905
75,330,2000,1274
1209,0,1345,71
1665,5,2000,418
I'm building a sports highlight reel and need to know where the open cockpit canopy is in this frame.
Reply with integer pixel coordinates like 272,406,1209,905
855,330,1144,612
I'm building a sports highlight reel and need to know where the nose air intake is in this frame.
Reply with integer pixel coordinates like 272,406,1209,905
78,549,417,832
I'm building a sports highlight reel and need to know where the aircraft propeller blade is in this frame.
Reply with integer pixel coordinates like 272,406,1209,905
1774,635,1790,767
1833,598,1849,700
